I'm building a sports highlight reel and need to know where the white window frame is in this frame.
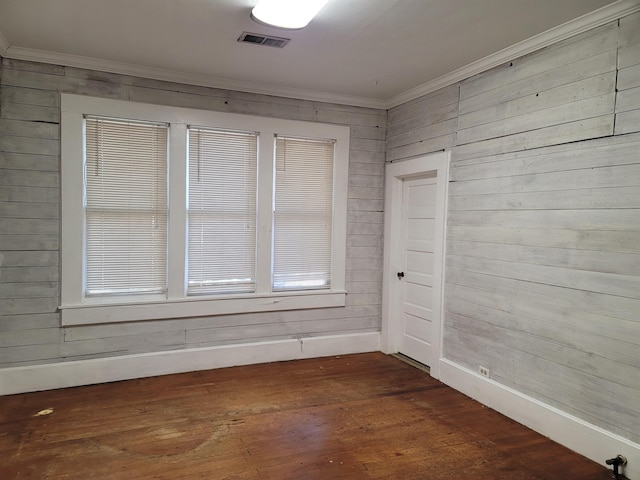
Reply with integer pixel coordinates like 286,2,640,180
60,94,349,326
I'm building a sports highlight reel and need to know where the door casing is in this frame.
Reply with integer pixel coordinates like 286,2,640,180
382,151,450,379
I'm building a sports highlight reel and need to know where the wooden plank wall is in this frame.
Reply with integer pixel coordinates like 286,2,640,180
616,11,640,134
386,83,458,162
0,59,386,367
387,15,640,445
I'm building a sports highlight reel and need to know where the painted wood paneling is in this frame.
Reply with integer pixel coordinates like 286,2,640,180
448,208,640,231
0,344,62,365
448,225,640,255
616,110,640,134
617,63,640,91
447,241,640,277
458,51,617,116
0,152,59,173
452,116,614,162
444,134,640,444
387,102,458,139
449,186,640,211
456,93,615,145
458,73,616,130
458,23,618,100
450,163,640,196
2,298,60,316
444,326,639,443
387,84,458,162
615,11,640,136
0,119,59,139
388,84,458,125
451,133,640,174
61,331,187,358
456,23,617,146
386,133,455,162
445,287,640,351
0,328,61,347
0,185,58,203
0,135,59,156
616,86,640,113
448,253,640,300
1,85,60,108
0,313,60,331
184,317,379,346
0,57,387,369
0,251,58,267
0,282,58,299
386,15,640,448
0,202,59,219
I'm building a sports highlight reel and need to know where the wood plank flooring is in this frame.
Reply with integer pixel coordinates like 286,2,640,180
0,353,614,479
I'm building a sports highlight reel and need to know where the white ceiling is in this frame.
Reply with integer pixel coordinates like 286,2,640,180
0,0,635,108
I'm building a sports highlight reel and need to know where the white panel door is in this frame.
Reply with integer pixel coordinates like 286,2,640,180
382,150,449,378
398,175,437,366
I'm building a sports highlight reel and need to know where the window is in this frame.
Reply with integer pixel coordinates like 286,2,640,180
187,127,258,295
84,117,168,297
61,95,348,326
273,136,334,291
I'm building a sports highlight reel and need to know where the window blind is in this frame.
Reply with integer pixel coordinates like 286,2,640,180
84,117,168,296
273,136,334,291
187,127,258,295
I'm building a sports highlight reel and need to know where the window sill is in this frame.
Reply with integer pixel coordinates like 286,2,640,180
60,291,347,326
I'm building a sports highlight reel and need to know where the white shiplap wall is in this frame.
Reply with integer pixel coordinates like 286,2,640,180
616,11,640,134
387,15,640,447
0,58,386,367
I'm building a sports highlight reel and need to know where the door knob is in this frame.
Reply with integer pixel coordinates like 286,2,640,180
397,272,405,279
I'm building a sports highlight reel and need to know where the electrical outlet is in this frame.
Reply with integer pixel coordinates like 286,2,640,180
478,366,490,378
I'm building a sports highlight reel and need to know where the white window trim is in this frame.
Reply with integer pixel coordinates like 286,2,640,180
60,94,349,326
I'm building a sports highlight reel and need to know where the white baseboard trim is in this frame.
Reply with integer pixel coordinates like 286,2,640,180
0,332,381,397
440,358,639,480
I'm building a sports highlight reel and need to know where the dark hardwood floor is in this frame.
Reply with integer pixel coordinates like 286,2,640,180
0,352,614,479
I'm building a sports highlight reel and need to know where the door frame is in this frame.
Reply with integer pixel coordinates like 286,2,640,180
381,150,450,379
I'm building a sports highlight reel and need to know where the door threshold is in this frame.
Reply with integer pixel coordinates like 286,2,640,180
391,353,430,374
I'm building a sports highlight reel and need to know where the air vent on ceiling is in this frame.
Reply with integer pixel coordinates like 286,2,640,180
238,32,290,48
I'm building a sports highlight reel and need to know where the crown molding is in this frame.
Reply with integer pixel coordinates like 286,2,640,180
0,27,9,55
2,46,387,110
386,0,640,108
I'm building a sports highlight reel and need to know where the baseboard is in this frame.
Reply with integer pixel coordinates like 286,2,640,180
0,332,381,396
439,358,639,480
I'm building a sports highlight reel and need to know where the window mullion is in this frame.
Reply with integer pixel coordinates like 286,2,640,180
167,123,188,299
331,136,349,291
255,130,275,295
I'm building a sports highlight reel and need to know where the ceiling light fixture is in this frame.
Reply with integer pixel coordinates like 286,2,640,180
251,0,331,29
